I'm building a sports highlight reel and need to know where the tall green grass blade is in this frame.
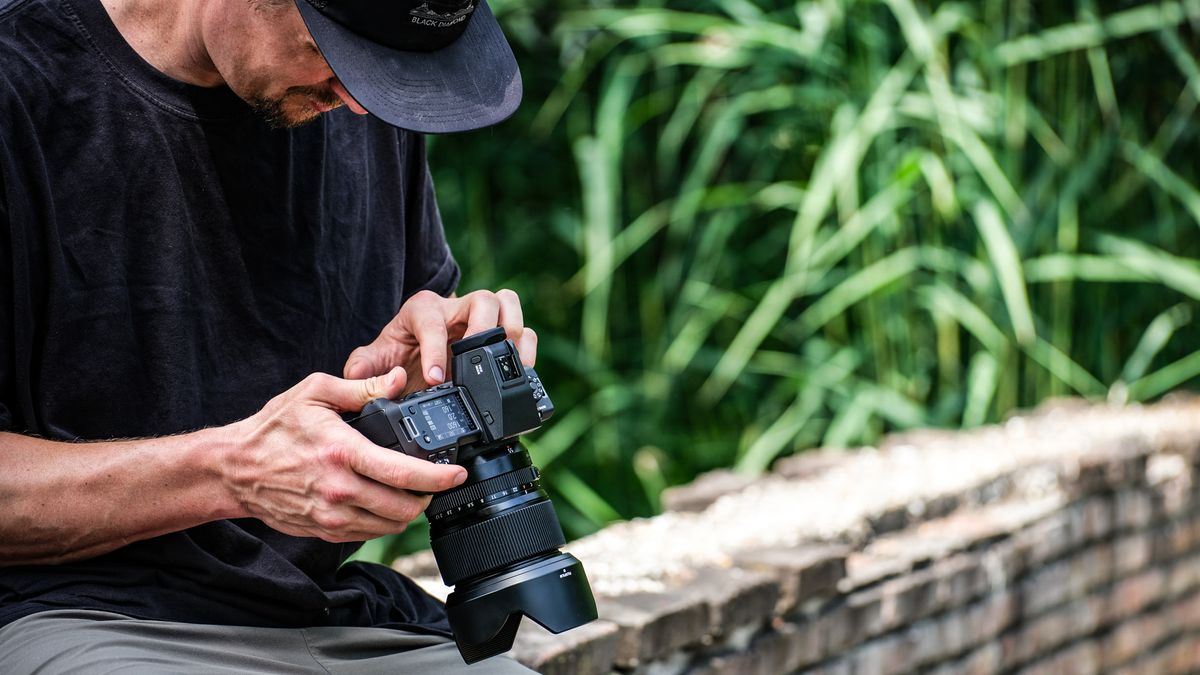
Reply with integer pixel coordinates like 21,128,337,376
552,468,623,525
1119,304,1194,384
963,352,1000,427
995,2,1200,66
919,286,1009,357
1127,349,1200,402
973,201,1036,345
1120,141,1200,229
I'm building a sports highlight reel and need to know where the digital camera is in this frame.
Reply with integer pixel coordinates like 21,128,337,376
348,327,597,663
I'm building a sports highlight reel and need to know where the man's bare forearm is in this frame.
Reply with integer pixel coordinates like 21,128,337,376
0,429,242,566
0,371,467,567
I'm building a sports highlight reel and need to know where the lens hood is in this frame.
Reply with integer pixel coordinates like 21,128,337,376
445,551,598,663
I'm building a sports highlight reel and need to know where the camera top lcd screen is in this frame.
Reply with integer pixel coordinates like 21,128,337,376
419,392,477,442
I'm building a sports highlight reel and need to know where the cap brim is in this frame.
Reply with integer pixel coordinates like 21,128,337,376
296,0,522,134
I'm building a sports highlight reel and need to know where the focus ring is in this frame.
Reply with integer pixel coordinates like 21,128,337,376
427,466,540,517
431,499,566,586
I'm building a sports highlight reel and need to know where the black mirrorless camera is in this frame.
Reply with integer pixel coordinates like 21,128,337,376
348,327,597,664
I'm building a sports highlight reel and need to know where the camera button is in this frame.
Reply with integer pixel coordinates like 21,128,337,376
483,411,495,425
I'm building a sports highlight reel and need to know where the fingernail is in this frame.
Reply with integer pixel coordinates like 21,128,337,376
429,366,444,383
452,469,467,486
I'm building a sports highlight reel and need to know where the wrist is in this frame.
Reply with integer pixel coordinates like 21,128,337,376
188,422,251,521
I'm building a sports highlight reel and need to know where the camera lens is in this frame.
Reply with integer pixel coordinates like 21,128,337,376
427,449,564,586
424,444,597,663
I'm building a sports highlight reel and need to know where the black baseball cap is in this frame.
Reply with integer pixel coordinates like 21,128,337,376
294,0,522,134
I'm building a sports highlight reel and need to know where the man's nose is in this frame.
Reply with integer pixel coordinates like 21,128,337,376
330,78,369,115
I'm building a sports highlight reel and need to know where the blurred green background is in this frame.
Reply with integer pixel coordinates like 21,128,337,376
356,0,1200,563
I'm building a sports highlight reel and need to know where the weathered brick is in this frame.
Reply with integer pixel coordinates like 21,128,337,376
848,632,914,675
1114,490,1155,532
1080,495,1115,542
1167,635,1200,674
1000,595,1104,670
676,567,779,638
507,619,620,675
879,572,939,628
1104,568,1168,624
596,590,710,666
926,642,1002,675
816,603,855,657
1066,443,1149,498
733,545,847,615
805,655,852,675
1166,553,1200,598
1113,532,1153,576
840,552,910,594
935,605,972,656
1171,588,1200,630
1100,611,1170,670
868,505,911,537
844,588,885,639
903,619,945,669
1020,559,1073,616
1152,515,1200,561
661,469,758,513
772,450,847,480
1018,511,1080,566
933,554,988,610
692,618,822,675
1015,640,1101,675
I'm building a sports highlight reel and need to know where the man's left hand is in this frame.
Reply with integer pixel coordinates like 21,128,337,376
343,289,537,392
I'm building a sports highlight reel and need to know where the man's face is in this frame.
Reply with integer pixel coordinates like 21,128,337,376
204,0,366,128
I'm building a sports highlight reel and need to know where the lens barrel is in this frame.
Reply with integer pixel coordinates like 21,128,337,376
425,445,597,663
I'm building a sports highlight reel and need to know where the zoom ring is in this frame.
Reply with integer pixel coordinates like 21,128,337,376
427,466,540,518
432,499,566,586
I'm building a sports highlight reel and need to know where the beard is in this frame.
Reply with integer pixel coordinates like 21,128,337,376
249,84,344,129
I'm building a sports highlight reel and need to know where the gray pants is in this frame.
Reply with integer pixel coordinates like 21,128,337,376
0,610,536,674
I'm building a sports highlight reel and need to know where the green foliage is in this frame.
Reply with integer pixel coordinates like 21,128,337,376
356,0,1200,561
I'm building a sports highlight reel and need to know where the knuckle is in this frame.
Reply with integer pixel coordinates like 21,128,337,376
313,510,351,531
318,483,354,507
318,442,354,469
496,288,520,303
300,372,334,395
412,289,441,306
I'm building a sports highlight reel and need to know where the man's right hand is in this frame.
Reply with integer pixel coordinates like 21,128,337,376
222,367,467,543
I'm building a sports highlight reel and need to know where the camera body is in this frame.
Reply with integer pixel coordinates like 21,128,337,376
348,327,596,664
350,327,553,467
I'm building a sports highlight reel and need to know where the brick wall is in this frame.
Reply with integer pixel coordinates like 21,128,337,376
394,397,1200,674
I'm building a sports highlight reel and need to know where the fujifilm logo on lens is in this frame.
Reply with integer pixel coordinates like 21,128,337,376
349,327,597,664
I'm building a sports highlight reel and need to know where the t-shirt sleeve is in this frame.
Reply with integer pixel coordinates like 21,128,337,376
0,153,13,432
401,133,460,301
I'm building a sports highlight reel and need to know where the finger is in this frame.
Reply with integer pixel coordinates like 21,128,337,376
348,443,467,493
412,309,451,385
348,477,435,523
299,507,414,542
304,368,407,413
343,344,379,380
461,291,501,343
495,288,525,346
517,327,538,367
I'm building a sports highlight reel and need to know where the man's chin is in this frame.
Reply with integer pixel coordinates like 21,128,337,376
249,97,326,129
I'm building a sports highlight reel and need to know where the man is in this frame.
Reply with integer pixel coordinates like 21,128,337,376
0,0,537,671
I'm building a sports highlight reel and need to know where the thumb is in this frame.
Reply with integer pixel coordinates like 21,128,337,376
317,366,408,413
343,343,386,380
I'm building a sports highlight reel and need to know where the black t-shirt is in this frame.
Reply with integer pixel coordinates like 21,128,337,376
0,0,458,634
